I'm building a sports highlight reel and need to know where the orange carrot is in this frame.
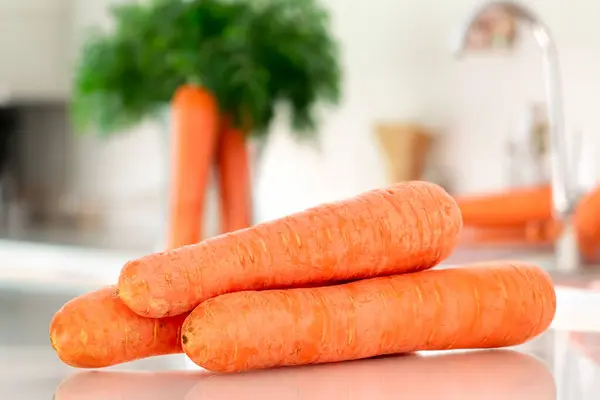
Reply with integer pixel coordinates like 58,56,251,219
49,286,186,368
461,219,562,247
118,181,463,318
182,262,555,373
167,85,220,250
217,120,252,234
574,186,600,262
456,185,552,228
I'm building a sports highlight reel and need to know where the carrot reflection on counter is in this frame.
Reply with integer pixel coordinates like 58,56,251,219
53,351,554,400
54,371,202,400
182,262,555,373
118,181,463,318
49,286,186,368
183,351,554,400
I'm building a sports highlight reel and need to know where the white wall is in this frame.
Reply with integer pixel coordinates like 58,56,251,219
66,0,600,239
0,0,72,101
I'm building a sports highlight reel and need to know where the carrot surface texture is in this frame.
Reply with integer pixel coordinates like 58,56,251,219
217,120,252,234
166,85,220,250
118,181,463,318
182,262,555,373
49,286,185,368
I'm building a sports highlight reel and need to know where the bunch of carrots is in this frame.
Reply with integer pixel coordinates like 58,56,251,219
168,85,253,250
50,180,556,373
456,184,600,261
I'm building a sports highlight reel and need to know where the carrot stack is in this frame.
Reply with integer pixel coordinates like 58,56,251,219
49,181,557,372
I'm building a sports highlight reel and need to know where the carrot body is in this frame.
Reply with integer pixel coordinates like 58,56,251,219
118,181,463,318
167,85,219,250
217,121,252,233
461,219,562,246
182,262,555,373
574,186,600,262
49,286,185,368
456,185,552,228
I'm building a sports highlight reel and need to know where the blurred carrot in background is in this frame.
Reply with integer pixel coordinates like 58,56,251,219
574,186,600,262
167,85,219,250
217,119,252,234
455,183,600,263
460,219,562,247
455,185,552,228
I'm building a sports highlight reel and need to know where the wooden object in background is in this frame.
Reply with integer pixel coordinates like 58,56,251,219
375,123,433,184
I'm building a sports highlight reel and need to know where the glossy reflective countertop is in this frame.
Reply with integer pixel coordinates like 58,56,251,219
0,328,597,400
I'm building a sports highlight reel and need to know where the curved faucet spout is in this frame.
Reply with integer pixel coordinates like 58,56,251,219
456,1,580,271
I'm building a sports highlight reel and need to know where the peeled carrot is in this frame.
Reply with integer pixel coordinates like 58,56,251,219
182,262,555,373
167,85,220,250
118,181,463,318
456,185,552,228
217,120,252,234
49,286,185,368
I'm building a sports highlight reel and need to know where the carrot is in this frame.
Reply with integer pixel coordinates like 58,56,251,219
167,85,220,250
574,186,600,262
461,219,562,246
118,181,463,318
182,262,555,373
456,185,552,228
49,286,186,368
217,119,252,233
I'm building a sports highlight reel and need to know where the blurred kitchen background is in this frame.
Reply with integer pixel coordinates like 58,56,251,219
2,0,600,276
2,0,600,284
0,0,597,250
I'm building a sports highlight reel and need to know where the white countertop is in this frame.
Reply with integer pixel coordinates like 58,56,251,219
0,239,139,294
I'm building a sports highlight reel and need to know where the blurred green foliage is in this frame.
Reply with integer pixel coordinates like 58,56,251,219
72,0,341,140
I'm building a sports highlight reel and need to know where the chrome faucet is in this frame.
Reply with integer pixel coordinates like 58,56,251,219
454,1,581,272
